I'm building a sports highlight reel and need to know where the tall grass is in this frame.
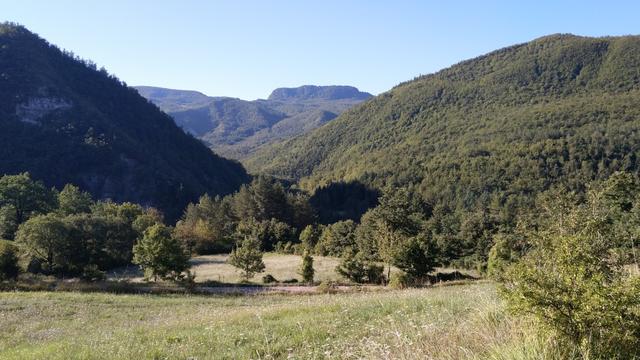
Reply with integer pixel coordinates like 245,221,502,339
0,283,560,359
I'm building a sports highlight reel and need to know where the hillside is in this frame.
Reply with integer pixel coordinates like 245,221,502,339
247,34,640,217
135,85,372,159
0,24,249,221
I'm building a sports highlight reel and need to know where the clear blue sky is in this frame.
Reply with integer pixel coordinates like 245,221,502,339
3,0,640,100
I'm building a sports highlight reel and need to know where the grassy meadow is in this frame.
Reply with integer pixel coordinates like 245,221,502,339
108,253,342,284
0,282,561,360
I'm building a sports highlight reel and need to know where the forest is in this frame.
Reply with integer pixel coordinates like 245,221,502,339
0,21,639,360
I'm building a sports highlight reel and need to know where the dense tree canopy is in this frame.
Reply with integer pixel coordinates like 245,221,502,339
0,23,249,222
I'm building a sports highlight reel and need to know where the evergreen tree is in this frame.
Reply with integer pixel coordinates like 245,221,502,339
228,236,265,281
298,251,314,283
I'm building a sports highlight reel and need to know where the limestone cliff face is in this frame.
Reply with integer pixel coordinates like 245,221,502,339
16,97,72,124
0,24,250,221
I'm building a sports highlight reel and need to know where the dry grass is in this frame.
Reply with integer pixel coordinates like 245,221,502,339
0,282,558,359
108,253,342,284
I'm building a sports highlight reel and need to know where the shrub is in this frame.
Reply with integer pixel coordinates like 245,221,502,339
262,274,277,284
501,179,640,359
317,280,339,294
179,270,197,292
80,264,106,282
0,240,19,280
393,234,438,279
388,272,414,289
336,249,385,284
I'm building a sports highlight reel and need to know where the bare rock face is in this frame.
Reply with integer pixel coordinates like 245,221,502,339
16,97,72,124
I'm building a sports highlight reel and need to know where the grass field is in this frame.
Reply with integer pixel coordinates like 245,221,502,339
108,253,343,284
0,282,558,359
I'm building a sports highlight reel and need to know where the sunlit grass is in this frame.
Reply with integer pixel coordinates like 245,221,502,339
0,283,556,359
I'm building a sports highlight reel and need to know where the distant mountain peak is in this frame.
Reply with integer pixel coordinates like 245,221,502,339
267,85,372,101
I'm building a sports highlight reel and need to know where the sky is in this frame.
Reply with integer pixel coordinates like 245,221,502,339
3,0,640,100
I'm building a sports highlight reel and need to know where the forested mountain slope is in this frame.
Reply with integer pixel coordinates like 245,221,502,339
0,24,249,221
135,85,372,159
247,34,640,219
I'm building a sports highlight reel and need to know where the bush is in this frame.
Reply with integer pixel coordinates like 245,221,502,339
317,280,339,294
179,270,197,292
336,249,385,284
501,178,640,359
0,240,19,280
262,274,277,284
282,278,298,284
388,272,414,289
80,264,106,282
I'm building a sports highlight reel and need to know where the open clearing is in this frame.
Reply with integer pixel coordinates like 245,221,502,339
0,283,553,359
108,253,343,284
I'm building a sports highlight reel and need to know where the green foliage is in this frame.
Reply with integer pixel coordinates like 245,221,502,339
0,205,17,240
298,251,314,283
175,177,316,254
15,213,68,274
393,234,438,279
501,174,640,359
57,184,92,216
315,220,357,256
228,236,266,281
0,240,19,280
299,224,322,251
0,173,54,239
336,248,384,284
356,188,430,275
132,224,189,281
388,272,414,289
80,264,106,282
487,231,527,280
249,35,640,266
0,25,249,222
236,218,296,251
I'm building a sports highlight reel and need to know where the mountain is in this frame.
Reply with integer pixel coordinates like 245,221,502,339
134,85,372,159
0,23,250,221
246,34,640,220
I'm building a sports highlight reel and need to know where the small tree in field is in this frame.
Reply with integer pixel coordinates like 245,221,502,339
132,224,189,281
228,236,265,281
298,250,314,283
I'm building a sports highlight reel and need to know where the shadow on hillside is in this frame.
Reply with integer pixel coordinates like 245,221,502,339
310,180,380,224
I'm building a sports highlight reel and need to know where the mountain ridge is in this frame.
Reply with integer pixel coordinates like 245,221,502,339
245,34,640,219
135,85,373,159
0,23,250,221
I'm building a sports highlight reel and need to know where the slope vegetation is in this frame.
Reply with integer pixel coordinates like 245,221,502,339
136,85,372,159
248,34,640,216
0,24,249,221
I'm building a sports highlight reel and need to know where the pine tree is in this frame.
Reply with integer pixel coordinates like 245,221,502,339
228,236,265,281
298,250,314,283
